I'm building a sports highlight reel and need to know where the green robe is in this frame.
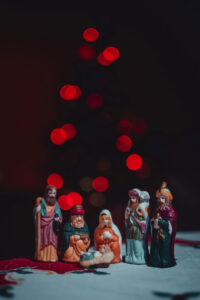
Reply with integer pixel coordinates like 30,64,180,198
62,222,90,257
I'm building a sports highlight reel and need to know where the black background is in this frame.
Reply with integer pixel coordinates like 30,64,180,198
0,1,200,260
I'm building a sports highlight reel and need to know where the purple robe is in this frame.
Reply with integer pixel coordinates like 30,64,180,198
40,209,58,250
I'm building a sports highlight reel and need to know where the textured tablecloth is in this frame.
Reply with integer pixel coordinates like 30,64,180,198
0,232,200,300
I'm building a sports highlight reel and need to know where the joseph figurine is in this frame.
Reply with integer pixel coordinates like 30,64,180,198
62,205,90,263
34,185,63,262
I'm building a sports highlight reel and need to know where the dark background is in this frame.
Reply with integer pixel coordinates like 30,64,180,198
0,1,200,260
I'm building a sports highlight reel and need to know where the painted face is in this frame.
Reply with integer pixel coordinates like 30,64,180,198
45,187,57,206
129,196,139,210
157,194,171,210
71,215,84,228
100,214,112,228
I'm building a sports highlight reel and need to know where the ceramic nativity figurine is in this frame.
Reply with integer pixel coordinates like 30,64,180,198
94,209,122,263
79,245,114,268
62,204,90,263
124,188,150,264
149,182,177,268
34,185,63,262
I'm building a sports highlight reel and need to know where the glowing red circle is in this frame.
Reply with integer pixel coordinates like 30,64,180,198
50,128,67,145
83,28,99,42
58,195,74,210
103,47,119,62
116,135,133,152
132,117,147,133
97,53,112,66
93,176,109,192
67,192,83,205
126,154,143,171
86,93,103,109
117,120,133,134
62,124,77,140
78,45,95,60
60,85,76,100
47,173,64,189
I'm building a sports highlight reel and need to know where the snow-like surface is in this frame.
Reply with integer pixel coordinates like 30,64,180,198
6,232,200,300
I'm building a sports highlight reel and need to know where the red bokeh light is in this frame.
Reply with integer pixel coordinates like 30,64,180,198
83,28,99,42
103,47,119,62
58,195,74,211
67,192,83,205
62,123,77,140
97,52,112,66
50,128,67,145
132,117,147,133
117,120,133,134
78,45,95,60
60,85,82,101
47,173,64,189
93,176,109,192
116,135,133,152
135,161,151,179
126,154,143,171
86,93,103,109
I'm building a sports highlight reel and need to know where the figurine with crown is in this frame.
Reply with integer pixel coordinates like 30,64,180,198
149,182,177,268
62,204,90,263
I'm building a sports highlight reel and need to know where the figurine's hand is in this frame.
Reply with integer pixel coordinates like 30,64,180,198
74,235,80,241
154,219,160,229
83,237,89,244
103,231,112,239
54,216,59,222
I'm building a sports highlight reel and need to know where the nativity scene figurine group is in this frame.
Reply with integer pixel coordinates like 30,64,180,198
34,182,177,268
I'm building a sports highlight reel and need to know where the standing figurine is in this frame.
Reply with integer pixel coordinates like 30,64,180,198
94,209,122,263
125,188,150,264
149,181,177,268
62,204,90,263
34,185,63,262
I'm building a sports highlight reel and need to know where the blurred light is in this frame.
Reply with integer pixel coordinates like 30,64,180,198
47,173,64,189
58,195,74,211
93,176,109,192
80,176,93,192
126,154,143,171
83,28,99,42
89,192,105,207
50,128,67,145
78,45,95,60
96,159,111,172
117,120,133,134
62,123,77,140
86,93,103,109
132,117,147,133
60,85,81,101
116,135,132,152
97,53,112,66
103,47,119,62
135,161,151,179
67,192,83,205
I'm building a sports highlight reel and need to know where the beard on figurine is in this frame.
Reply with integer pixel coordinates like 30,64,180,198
62,204,90,263
149,181,177,268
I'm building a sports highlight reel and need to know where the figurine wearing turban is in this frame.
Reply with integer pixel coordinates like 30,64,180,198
94,209,122,263
125,188,150,264
62,205,90,263
149,182,177,268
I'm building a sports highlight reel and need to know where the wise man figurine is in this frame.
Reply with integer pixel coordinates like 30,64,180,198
124,188,150,264
34,185,63,262
62,204,90,263
94,209,122,263
149,181,177,268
